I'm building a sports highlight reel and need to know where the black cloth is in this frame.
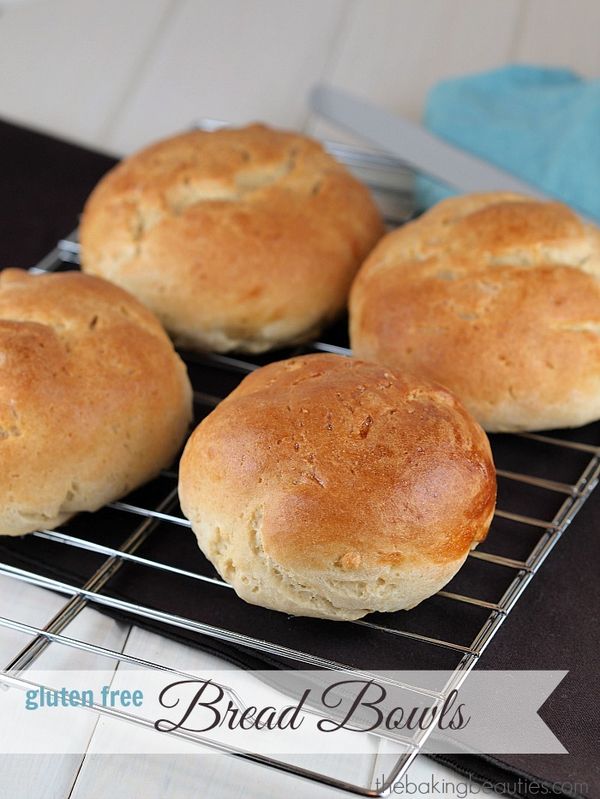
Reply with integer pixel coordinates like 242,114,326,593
0,119,597,798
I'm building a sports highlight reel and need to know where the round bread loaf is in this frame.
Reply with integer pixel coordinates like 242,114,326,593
350,192,600,432
79,124,384,354
179,354,495,621
0,269,193,536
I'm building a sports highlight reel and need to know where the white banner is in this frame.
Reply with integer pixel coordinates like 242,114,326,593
0,668,567,756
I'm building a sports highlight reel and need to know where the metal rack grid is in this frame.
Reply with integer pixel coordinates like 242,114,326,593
1,143,599,797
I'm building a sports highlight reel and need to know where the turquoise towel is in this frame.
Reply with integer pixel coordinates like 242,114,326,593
417,65,600,222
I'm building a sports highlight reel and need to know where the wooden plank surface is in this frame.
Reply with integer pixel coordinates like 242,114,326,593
105,0,346,153
0,0,172,150
309,0,522,141
513,0,600,76
0,587,129,799
2,0,599,155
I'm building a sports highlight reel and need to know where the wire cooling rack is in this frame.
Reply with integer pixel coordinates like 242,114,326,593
1,139,599,797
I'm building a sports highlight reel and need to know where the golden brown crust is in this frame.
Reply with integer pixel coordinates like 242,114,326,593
0,269,193,536
179,354,496,620
350,193,600,432
80,124,384,353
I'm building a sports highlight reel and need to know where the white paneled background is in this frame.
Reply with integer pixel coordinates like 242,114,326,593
0,0,599,155
0,1,598,797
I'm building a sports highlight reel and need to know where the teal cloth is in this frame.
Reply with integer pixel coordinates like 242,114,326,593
417,65,600,222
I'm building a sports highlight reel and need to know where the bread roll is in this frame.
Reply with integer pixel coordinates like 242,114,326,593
79,124,384,354
179,354,495,621
0,269,193,536
350,193,600,432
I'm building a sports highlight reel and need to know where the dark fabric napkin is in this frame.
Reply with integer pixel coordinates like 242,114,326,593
0,119,597,798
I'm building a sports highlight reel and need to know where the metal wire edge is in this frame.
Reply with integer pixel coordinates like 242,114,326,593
30,528,501,613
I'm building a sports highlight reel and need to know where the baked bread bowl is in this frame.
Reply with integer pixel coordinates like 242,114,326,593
350,192,600,432
179,354,496,620
80,123,384,354
0,269,192,536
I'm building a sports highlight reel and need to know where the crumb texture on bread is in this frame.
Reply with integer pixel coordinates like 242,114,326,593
179,354,496,620
0,269,193,536
80,124,384,353
350,193,600,432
